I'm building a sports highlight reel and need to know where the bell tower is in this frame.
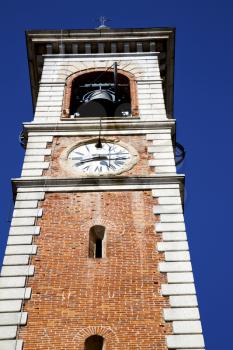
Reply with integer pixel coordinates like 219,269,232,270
0,26,205,350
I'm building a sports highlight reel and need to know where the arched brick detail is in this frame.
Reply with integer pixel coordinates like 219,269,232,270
73,325,119,350
62,68,139,118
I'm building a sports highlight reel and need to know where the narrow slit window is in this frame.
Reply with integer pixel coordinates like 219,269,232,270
89,225,105,259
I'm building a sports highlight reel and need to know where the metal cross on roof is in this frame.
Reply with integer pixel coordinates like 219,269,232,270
96,16,111,29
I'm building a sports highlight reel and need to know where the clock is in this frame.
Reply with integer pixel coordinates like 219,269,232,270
67,139,138,176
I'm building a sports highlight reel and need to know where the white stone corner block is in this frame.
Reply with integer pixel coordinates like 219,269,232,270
155,222,186,232
152,189,180,197
0,312,27,326
172,320,202,334
28,135,53,143
0,326,17,340
0,266,34,277
21,169,43,177
0,288,31,300
167,272,194,284
27,142,47,149
161,283,196,296
14,200,38,209
25,148,51,156
160,214,184,222
5,245,37,255
158,197,181,205
157,241,188,252
169,295,198,307
154,205,183,214
16,192,45,201
0,300,22,312
22,162,49,170
164,307,200,321
0,277,26,288
7,236,33,245
162,232,187,241
13,208,42,218
155,166,176,173
165,251,190,262
3,255,30,266
11,218,35,227
9,226,40,236
159,262,192,272
0,340,23,350
166,334,204,348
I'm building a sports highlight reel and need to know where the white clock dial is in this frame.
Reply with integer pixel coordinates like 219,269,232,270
68,141,135,175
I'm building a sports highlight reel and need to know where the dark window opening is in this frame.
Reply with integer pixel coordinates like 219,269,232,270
89,225,105,259
95,239,102,258
84,335,104,350
70,71,131,118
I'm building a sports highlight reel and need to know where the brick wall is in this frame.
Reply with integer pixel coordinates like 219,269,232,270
18,191,171,349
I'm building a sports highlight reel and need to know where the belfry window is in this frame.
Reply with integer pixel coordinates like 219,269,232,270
70,69,131,118
89,225,106,258
84,335,104,350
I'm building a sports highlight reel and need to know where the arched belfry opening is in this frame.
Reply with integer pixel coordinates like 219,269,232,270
69,69,131,118
84,335,104,350
89,225,106,258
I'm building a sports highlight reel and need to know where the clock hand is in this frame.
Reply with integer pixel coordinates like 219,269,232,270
107,157,129,160
76,156,108,164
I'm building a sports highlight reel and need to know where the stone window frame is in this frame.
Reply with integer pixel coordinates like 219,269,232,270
62,68,139,118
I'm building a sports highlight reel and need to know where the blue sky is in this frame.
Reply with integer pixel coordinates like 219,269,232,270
0,0,233,348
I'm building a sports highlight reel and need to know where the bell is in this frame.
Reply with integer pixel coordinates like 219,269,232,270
83,89,115,103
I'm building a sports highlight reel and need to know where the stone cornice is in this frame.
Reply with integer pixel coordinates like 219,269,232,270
12,174,184,196
23,120,176,134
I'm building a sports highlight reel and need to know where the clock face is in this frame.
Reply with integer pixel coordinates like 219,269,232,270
67,141,137,175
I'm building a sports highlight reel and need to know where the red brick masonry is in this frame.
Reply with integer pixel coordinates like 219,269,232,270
19,191,171,349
